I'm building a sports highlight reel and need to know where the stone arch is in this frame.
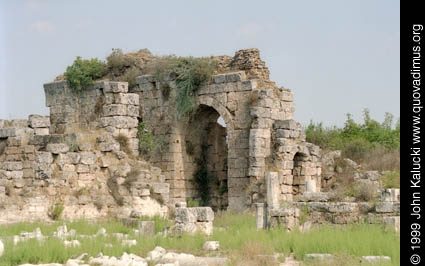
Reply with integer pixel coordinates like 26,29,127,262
197,95,234,131
182,103,230,210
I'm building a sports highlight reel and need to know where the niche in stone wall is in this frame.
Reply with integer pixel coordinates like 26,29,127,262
183,105,228,210
292,152,309,195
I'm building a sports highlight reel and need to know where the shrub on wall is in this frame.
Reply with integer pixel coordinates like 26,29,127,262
148,56,217,118
64,56,106,92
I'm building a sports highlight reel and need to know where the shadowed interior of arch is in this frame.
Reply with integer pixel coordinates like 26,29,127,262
183,105,228,209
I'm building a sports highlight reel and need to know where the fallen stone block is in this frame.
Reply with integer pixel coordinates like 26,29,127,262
361,256,391,264
304,253,334,261
138,221,155,237
147,246,167,261
203,241,219,251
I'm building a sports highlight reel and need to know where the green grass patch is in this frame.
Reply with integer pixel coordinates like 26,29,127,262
0,212,399,266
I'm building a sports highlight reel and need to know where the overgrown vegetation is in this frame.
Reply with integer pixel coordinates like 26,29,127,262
48,202,64,221
137,122,164,159
149,56,217,118
306,109,400,173
64,56,106,92
0,212,399,266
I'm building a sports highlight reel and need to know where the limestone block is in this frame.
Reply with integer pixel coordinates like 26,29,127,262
1,162,23,171
193,207,214,222
7,170,23,179
103,104,128,116
36,152,53,164
175,207,196,223
361,256,391,264
225,71,246,82
76,164,90,173
280,91,293,102
67,153,81,164
78,143,93,151
376,202,400,213
304,254,334,261
250,107,271,118
147,246,166,261
127,93,139,105
138,221,155,237
79,152,96,165
241,80,257,91
151,183,170,194
28,115,50,128
266,172,280,210
274,120,298,130
127,105,139,117
213,74,226,83
46,143,69,154
196,221,213,236
104,82,128,93
203,241,220,251
34,128,50,135
381,189,400,202
0,128,16,138
99,142,120,152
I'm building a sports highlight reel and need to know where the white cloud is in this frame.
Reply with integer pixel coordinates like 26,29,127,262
32,20,54,33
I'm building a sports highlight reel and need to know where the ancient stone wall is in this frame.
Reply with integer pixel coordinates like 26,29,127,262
0,82,169,224
2,48,325,219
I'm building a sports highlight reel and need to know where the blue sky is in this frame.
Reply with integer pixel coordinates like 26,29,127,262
0,0,400,127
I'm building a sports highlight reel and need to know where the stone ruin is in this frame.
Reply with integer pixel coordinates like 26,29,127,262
0,48,399,231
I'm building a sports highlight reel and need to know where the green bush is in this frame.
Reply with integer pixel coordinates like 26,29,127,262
305,109,400,169
64,56,106,92
137,122,165,158
48,202,64,221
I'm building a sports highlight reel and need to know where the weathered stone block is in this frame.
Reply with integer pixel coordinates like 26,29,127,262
193,207,214,222
0,128,16,138
138,221,155,237
28,115,50,128
151,183,170,194
34,128,49,135
213,74,226,84
225,71,246,82
175,207,197,223
36,152,53,164
46,143,69,154
1,162,23,171
103,104,127,116
79,152,96,165
104,82,128,93
376,202,400,213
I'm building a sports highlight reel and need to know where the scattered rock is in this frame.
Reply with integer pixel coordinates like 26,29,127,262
147,246,166,261
122,239,137,247
0,239,4,257
361,256,391,264
203,241,219,251
303,253,334,261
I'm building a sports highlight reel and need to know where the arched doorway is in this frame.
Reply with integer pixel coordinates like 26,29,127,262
183,105,228,210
